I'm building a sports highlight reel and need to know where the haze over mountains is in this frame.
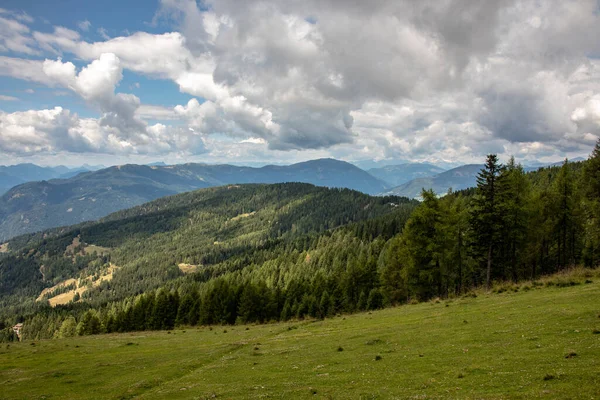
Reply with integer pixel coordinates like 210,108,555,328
0,159,388,241
368,163,446,187
379,158,584,198
0,157,578,242
381,164,484,198
0,164,102,196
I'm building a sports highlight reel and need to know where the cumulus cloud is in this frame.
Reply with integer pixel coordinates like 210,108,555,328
0,54,206,157
154,0,600,157
0,105,206,157
1,0,600,163
42,53,148,136
571,94,600,138
0,107,97,155
0,56,54,84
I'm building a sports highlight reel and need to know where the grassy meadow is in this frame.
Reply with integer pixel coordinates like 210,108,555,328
1,271,600,399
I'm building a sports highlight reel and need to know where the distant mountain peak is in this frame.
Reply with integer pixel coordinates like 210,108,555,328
0,159,388,241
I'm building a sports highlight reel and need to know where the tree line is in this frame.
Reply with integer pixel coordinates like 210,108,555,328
2,142,600,341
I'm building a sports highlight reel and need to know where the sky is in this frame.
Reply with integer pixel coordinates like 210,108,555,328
0,0,599,168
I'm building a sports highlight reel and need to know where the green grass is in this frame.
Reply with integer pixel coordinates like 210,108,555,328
2,281,600,399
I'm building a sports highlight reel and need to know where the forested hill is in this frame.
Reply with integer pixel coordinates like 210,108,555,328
0,159,388,242
1,146,599,342
0,183,416,329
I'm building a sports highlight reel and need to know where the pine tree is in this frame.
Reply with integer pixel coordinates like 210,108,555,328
402,189,443,300
366,288,383,310
58,316,77,338
470,154,503,290
238,284,259,324
552,160,574,269
378,235,409,304
582,140,600,266
497,157,530,281
356,290,367,311
280,300,292,321
319,291,331,318
176,293,195,326
76,310,102,336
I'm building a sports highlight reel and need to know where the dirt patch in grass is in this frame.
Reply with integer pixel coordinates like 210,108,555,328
36,279,78,302
0,242,8,253
178,263,200,274
64,236,82,255
37,263,120,306
83,244,111,256
230,211,256,222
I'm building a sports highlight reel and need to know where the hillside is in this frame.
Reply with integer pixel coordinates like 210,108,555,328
0,150,597,362
381,164,484,198
368,163,445,187
0,183,415,319
0,159,388,241
1,271,599,399
380,160,574,199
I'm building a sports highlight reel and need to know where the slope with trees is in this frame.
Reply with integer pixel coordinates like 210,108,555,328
1,142,599,341
0,159,388,241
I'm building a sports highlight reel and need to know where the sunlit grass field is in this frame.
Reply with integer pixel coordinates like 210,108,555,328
1,271,599,399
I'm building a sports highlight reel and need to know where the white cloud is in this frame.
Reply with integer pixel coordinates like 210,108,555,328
2,0,600,164
78,20,91,32
0,105,207,157
0,56,53,84
0,54,208,157
571,94,600,137
0,95,18,101
136,104,180,121
0,8,34,24
0,15,38,55
240,137,267,144
0,107,95,155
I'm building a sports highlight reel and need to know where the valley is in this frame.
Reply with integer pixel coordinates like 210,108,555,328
1,1,598,398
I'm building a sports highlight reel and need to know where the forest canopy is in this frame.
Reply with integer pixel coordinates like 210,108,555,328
1,141,600,341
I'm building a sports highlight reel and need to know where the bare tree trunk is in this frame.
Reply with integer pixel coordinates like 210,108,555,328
486,244,493,291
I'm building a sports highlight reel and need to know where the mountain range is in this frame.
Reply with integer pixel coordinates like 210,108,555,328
368,163,446,187
0,164,97,196
0,159,388,241
380,164,484,198
0,157,581,242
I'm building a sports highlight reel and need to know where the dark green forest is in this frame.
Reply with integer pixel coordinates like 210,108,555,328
1,141,600,341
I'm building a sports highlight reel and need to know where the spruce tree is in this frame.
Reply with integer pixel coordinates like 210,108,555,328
402,189,443,300
470,154,503,290
582,140,600,266
497,157,530,281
